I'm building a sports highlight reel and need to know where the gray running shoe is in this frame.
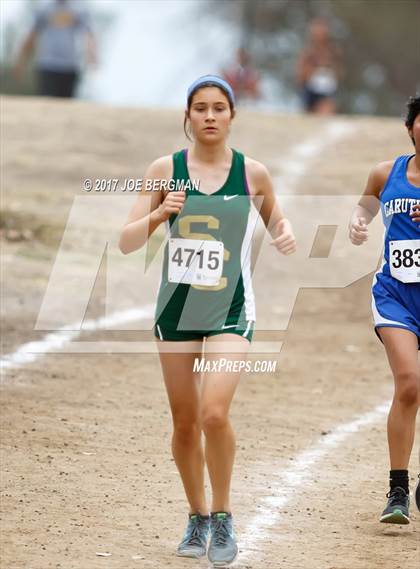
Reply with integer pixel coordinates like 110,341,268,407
415,474,420,512
380,487,410,524
176,513,210,558
207,512,238,567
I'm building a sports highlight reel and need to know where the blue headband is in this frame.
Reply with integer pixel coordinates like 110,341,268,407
187,75,235,106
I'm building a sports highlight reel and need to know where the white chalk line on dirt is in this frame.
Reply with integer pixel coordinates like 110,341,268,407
0,305,155,376
274,120,355,191
241,118,367,562
1,119,356,375
240,401,390,562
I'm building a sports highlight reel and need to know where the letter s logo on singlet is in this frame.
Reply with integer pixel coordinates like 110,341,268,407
178,215,230,291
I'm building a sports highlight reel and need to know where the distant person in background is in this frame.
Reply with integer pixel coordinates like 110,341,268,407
13,0,97,98
222,47,260,104
296,17,342,115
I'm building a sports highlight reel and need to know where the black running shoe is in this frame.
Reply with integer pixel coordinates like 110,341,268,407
415,474,420,512
380,486,410,524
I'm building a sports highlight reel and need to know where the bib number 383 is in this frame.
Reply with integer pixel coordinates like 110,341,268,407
168,238,224,286
389,239,420,283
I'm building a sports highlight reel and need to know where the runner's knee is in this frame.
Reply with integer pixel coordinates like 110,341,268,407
172,415,201,444
394,371,420,406
201,408,229,434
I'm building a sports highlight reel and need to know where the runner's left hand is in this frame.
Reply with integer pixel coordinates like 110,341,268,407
270,219,297,255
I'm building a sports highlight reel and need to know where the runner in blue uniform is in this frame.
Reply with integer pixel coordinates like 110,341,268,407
349,95,420,523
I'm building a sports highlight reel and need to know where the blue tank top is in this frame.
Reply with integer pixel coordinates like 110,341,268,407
379,154,420,278
34,1,91,72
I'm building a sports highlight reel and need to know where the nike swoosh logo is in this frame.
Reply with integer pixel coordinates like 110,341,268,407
222,324,237,329
224,195,238,201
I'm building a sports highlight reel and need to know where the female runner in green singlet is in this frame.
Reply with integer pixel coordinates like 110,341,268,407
119,75,296,567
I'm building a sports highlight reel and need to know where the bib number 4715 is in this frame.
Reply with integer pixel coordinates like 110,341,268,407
168,238,224,286
171,247,220,270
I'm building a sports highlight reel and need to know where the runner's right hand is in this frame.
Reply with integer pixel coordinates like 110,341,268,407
156,190,185,221
349,217,368,245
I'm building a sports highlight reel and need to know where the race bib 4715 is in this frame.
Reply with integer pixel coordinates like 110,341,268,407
168,238,224,286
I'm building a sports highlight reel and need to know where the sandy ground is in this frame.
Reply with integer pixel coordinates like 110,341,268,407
1,96,419,569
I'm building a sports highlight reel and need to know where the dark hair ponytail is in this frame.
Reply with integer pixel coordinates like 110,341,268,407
405,95,420,146
405,95,420,128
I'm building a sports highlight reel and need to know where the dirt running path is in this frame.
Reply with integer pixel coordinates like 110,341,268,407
1,97,418,569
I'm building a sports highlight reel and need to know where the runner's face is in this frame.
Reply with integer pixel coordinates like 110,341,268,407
408,114,420,150
310,20,329,43
187,87,233,144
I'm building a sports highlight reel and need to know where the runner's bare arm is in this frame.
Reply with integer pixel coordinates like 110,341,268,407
13,30,37,80
295,49,311,86
349,161,394,246
247,159,297,255
86,30,97,67
118,156,185,254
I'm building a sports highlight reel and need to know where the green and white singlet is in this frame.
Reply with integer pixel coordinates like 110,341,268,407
154,148,256,342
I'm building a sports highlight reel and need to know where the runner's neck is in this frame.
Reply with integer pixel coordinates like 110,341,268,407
190,144,232,167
